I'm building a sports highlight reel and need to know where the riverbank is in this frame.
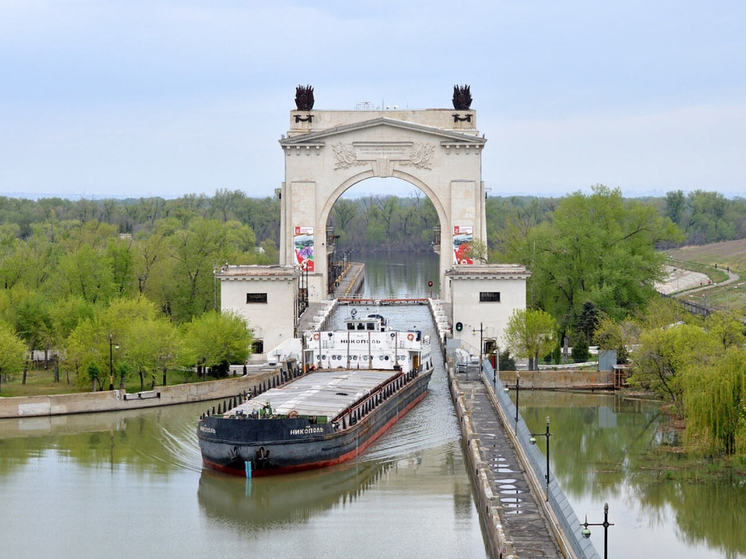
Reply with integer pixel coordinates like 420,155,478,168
0,367,283,419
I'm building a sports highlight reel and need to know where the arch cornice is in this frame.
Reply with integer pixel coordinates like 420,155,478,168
280,116,486,146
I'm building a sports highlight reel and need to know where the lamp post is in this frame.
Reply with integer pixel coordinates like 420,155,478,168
529,415,551,500
581,502,614,559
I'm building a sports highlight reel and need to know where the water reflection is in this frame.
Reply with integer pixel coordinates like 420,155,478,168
198,459,393,528
360,253,440,298
518,391,746,558
0,403,204,476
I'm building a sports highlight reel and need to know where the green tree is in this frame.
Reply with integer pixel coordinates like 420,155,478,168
631,323,719,416
520,186,682,333
682,347,746,455
121,317,180,390
56,245,115,304
0,321,26,393
593,316,635,363
503,308,557,370
704,311,745,350
182,311,252,373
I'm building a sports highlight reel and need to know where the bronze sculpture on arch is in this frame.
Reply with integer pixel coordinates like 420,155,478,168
295,85,315,111
452,84,472,110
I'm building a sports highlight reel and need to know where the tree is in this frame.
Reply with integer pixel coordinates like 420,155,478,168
121,317,180,390
56,245,115,304
520,186,682,333
682,347,746,455
593,316,635,363
87,362,101,392
466,238,489,263
631,323,719,417
503,309,557,370
182,311,252,373
704,311,745,350
13,290,54,366
0,321,26,393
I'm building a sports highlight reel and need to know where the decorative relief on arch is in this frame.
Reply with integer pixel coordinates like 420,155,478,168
331,144,366,170
331,142,435,171
399,143,435,169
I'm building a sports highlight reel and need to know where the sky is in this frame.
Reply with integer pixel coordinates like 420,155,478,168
1,0,744,200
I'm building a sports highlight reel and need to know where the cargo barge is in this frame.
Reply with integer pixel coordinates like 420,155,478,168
197,314,433,476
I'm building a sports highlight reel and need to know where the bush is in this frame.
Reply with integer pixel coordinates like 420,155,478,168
571,337,589,362
499,350,516,371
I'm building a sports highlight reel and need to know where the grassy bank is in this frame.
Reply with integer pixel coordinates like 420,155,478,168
0,367,218,398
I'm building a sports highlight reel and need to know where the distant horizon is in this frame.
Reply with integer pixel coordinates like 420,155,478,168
3,186,744,203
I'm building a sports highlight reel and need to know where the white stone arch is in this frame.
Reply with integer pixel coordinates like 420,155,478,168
279,110,487,302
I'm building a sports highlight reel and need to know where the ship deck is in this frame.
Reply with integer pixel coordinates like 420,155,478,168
229,370,398,420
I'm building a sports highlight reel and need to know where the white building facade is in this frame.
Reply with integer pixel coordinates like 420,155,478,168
217,265,299,362
446,264,531,357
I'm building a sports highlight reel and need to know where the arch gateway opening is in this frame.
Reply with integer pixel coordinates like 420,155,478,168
279,106,487,303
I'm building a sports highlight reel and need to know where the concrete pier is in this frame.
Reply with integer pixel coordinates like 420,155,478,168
449,367,568,558
330,261,365,298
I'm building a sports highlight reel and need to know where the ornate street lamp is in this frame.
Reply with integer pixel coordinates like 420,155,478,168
581,502,614,559
529,415,551,500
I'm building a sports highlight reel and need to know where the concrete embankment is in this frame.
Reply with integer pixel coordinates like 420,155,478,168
449,366,567,559
498,370,614,390
0,369,284,419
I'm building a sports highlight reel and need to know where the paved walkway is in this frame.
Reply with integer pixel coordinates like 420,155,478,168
457,376,563,558
330,261,365,298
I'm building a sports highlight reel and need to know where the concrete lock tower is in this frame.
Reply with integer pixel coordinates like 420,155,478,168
278,86,487,303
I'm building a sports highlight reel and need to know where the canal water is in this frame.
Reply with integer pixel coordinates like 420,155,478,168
517,390,746,559
0,253,488,559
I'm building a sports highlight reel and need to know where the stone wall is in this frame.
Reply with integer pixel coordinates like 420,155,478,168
498,370,614,390
0,370,281,419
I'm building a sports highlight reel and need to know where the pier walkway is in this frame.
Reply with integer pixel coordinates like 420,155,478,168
459,375,562,557
453,374,563,557
330,261,365,298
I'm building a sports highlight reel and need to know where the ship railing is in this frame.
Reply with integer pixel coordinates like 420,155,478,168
335,366,425,430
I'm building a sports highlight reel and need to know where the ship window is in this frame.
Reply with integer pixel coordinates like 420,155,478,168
479,291,501,302
357,323,365,330
366,322,375,330
347,323,355,330
246,292,268,303
362,355,369,361
352,355,358,360
252,340,264,354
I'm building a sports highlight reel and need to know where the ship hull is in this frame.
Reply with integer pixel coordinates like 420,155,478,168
198,368,432,476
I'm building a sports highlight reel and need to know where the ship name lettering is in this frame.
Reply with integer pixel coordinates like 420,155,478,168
289,427,325,436
199,425,216,434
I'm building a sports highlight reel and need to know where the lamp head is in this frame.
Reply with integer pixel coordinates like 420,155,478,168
529,436,537,445
582,528,591,539
504,387,509,393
